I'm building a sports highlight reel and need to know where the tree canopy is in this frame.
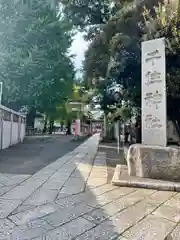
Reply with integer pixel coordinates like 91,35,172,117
0,0,75,121
62,0,180,124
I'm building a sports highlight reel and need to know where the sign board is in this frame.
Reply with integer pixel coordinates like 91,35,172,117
71,108,78,111
141,38,167,146
68,101,83,112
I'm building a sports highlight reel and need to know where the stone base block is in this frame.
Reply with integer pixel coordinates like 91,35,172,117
112,165,180,192
126,144,180,181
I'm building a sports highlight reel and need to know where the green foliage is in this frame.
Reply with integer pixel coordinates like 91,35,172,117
75,0,180,119
107,105,131,122
56,102,77,123
115,106,131,122
0,0,75,119
83,1,143,99
62,0,112,39
142,1,180,98
141,1,180,132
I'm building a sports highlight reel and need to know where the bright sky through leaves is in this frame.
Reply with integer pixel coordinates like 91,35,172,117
70,32,89,70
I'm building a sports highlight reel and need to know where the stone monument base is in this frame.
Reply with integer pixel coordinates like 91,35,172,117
112,164,180,192
126,144,180,181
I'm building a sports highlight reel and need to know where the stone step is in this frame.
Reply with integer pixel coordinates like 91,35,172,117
112,164,180,192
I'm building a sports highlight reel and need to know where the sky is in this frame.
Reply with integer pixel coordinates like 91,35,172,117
70,32,103,118
70,32,89,73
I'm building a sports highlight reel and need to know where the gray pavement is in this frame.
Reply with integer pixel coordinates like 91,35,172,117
0,134,180,239
0,135,84,175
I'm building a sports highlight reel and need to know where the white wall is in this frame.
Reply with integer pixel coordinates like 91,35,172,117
2,121,11,149
20,123,25,142
11,122,19,145
0,105,26,149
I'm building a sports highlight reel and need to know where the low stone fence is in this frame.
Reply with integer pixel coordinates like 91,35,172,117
0,105,26,149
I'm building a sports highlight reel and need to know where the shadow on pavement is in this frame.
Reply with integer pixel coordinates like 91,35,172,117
0,135,85,175
0,134,170,239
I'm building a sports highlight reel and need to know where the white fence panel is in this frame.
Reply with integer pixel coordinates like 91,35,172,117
0,105,26,149
11,122,19,145
20,123,25,142
2,121,11,149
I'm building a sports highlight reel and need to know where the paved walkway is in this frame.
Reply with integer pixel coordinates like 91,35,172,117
0,134,180,239
0,135,82,175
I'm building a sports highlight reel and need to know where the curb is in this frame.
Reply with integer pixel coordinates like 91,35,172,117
112,164,180,192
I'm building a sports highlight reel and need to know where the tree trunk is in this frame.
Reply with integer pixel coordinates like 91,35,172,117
60,121,64,131
135,127,141,143
43,115,48,134
26,107,36,128
135,116,141,143
103,114,108,138
48,119,54,134
66,120,71,135
171,119,180,145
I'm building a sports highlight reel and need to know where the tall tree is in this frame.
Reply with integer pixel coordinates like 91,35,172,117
62,0,112,39
0,0,75,126
62,0,180,129
142,1,180,137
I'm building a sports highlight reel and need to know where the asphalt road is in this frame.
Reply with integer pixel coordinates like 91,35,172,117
0,135,85,175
